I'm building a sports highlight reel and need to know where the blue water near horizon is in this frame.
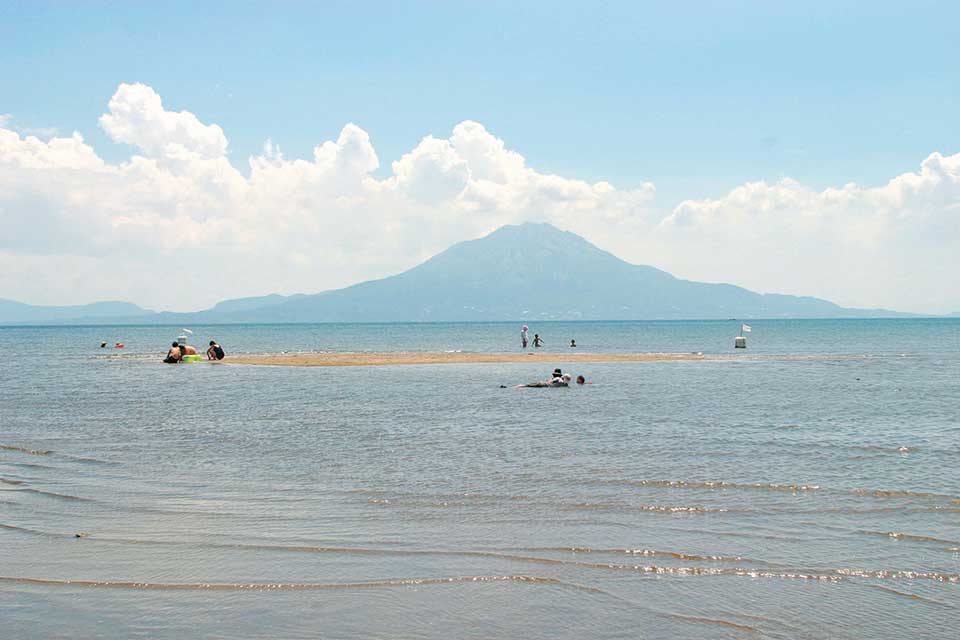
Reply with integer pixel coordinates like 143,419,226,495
6,317,960,357
1,319,958,638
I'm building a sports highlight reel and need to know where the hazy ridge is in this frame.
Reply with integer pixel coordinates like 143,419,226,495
1,223,917,324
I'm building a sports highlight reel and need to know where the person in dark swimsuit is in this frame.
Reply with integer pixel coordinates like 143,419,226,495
207,341,225,361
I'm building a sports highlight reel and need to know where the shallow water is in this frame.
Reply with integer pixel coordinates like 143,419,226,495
1,320,958,638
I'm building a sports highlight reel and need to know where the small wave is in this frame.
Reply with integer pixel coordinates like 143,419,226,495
368,498,496,508
0,529,762,568
596,478,960,502
0,574,570,592
596,479,822,492
14,488,94,502
0,444,51,456
666,613,758,633
0,462,56,470
861,530,960,547
852,488,956,500
341,488,533,502
564,502,740,514
574,564,843,581
54,454,119,466
0,522,69,538
871,585,953,606
835,569,959,583
511,546,746,562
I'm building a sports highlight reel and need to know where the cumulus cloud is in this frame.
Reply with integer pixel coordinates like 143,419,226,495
644,154,960,312
99,83,229,159
0,82,956,313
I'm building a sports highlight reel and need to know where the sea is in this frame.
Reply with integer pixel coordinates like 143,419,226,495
1,319,958,639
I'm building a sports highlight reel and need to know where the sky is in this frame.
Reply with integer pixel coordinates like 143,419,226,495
0,0,958,313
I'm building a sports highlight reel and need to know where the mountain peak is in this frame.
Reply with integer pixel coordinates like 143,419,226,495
481,221,586,244
443,222,619,266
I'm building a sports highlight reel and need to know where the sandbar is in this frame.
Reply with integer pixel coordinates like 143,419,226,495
227,352,709,367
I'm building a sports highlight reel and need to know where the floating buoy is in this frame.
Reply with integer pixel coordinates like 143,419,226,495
114,343,124,349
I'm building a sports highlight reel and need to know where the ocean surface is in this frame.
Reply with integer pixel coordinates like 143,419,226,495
1,319,958,639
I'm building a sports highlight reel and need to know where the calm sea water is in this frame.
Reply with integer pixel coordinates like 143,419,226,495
1,320,958,639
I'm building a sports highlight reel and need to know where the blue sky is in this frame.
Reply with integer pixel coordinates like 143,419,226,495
2,0,957,204
1,1,958,313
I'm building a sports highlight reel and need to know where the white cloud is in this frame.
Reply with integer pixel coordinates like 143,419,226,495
99,83,229,159
0,82,957,313
642,154,960,312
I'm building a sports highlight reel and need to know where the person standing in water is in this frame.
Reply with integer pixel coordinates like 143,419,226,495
570,339,577,348
521,325,529,349
533,334,544,348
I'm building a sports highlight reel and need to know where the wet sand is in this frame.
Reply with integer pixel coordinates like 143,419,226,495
226,352,708,367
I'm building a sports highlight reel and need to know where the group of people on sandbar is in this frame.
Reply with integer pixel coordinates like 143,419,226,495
163,340,225,363
515,367,586,388
520,326,576,349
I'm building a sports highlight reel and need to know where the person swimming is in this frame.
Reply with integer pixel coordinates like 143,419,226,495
576,375,586,385
533,334,544,348
570,339,576,348
516,373,571,388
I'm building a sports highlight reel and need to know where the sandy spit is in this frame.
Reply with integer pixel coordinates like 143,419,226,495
226,352,709,367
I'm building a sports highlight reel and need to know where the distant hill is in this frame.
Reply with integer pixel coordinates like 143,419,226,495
0,299,153,324
1,223,917,324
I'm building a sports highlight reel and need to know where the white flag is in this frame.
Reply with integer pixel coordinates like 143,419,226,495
741,323,752,333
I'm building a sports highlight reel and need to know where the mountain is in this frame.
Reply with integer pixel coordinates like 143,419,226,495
0,223,914,324
0,299,153,324
184,222,909,322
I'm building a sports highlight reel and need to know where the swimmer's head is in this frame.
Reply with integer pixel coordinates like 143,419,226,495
561,374,571,383
576,375,585,385
172,341,179,347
